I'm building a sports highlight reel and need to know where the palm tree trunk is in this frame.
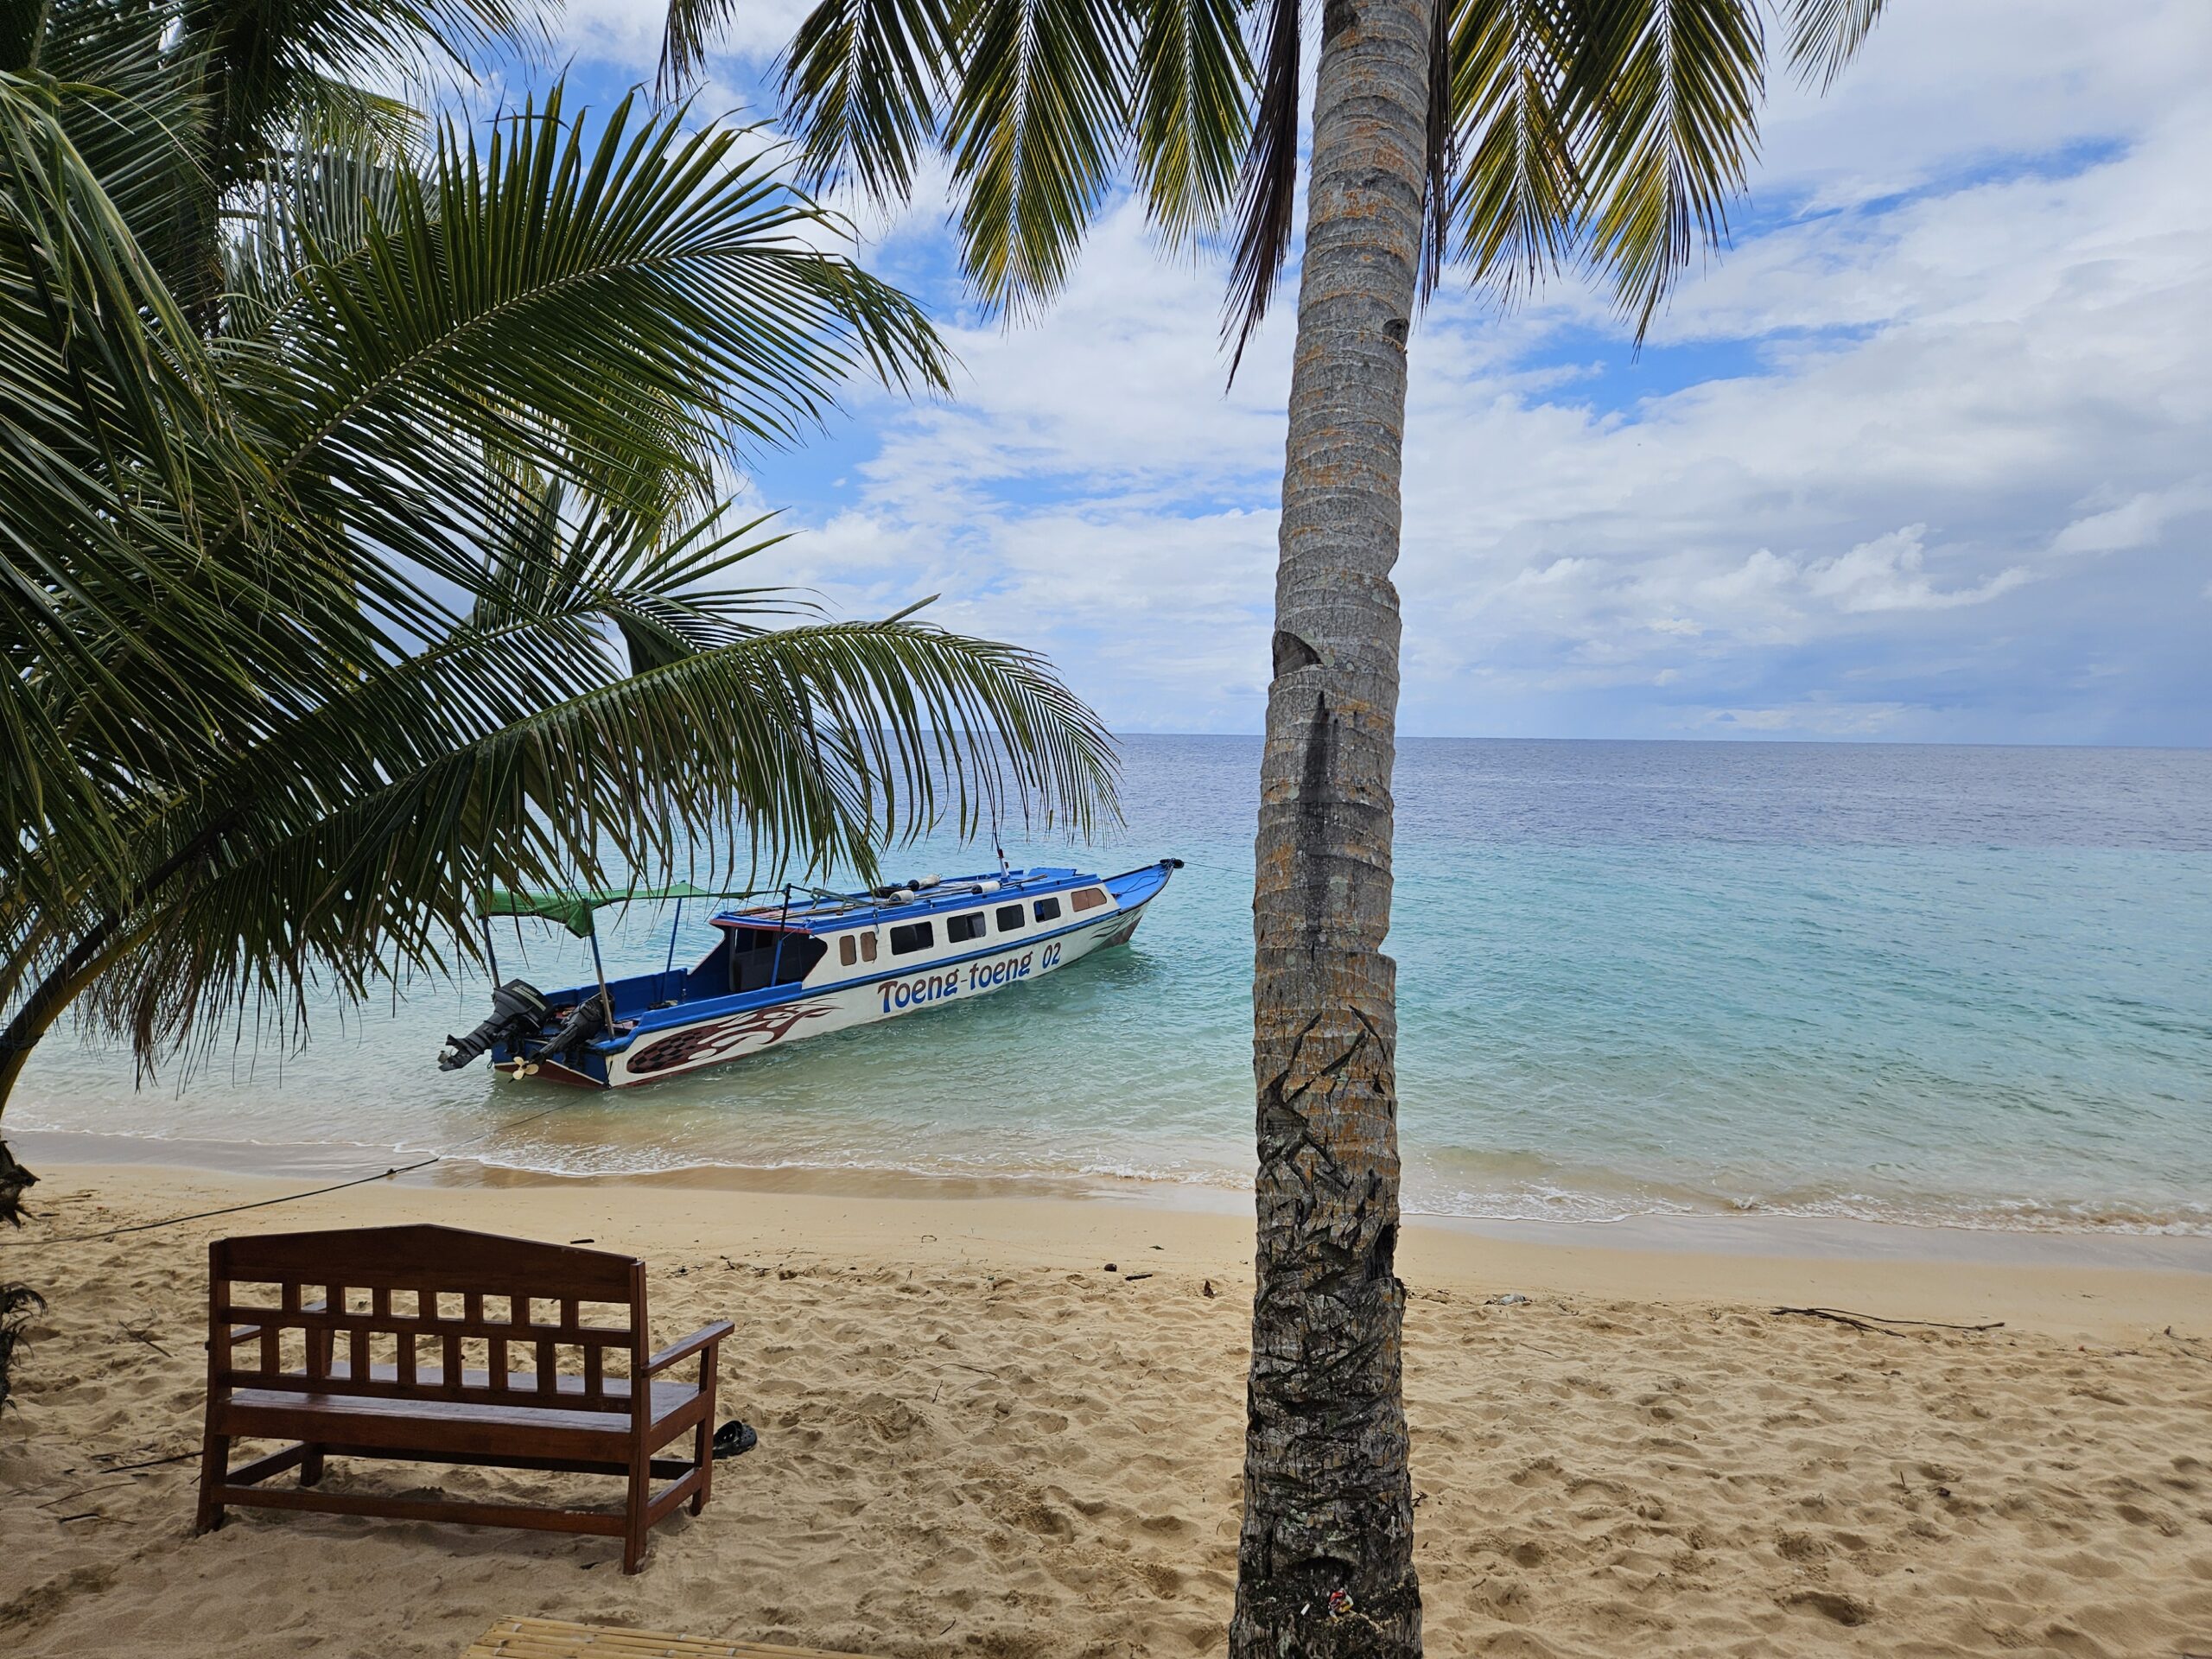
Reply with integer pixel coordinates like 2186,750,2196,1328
0,824,225,1213
1229,0,1430,1652
0,921,131,1229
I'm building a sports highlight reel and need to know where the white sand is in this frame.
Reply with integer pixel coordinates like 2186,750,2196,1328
3,1165,2209,1656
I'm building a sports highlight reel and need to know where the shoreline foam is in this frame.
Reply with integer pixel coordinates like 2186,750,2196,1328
13,1125,2212,1270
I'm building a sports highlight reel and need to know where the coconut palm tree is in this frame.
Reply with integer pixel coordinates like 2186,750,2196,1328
0,1,1117,1203
652,0,1895,1649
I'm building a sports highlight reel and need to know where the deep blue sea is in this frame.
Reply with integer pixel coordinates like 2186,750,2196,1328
17,738,2212,1234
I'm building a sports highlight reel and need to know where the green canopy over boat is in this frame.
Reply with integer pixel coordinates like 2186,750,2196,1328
476,883,763,939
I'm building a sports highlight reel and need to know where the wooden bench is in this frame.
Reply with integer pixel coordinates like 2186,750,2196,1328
195,1224,733,1573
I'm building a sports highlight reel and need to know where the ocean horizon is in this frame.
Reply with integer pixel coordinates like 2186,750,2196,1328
15,735,2210,1237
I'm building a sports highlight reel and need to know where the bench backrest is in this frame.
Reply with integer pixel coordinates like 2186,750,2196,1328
207,1224,648,1414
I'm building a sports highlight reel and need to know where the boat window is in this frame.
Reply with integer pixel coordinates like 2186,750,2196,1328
1071,887,1109,912
839,935,857,967
947,912,986,944
859,931,878,962
889,921,934,956
1033,896,1061,923
995,905,1026,931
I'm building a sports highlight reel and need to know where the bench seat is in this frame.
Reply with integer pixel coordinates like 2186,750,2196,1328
258,1360,703,1415
220,1379,706,1462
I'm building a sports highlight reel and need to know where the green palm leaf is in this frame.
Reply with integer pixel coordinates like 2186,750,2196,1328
1785,0,1887,89
1131,0,1248,249
779,0,954,202
945,0,1133,316
4,10,1115,1109
182,0,536,187
227,84,950,585
1220,0,1296,371
1566,0,1766,339
657,0,743,95
1449,0,1581,302
73,616,1117,1072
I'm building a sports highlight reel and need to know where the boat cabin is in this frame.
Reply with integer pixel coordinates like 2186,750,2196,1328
618,868,1117,1013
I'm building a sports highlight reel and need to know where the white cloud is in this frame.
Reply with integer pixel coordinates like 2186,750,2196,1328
1690,701,1912,737
2051,480,2212,555
1751,0,2212,208
1802,527,2031,613
554,0,820,71
713,0,2212,746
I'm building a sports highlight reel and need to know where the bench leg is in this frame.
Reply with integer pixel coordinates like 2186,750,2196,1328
194,1429,228,1534
689,1416,710,1516
690,1348,721,1517
300,1445,326,1488
690,1407,714,1516
623,1434,651,1573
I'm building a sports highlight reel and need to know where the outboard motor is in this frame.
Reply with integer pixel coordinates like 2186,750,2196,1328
437,979,551,1071
534,995,608,1063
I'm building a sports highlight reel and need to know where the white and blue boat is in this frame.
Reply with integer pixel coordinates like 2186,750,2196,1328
438,860,1182,1088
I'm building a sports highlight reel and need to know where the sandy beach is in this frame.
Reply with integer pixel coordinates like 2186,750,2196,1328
3,1162,2209,1658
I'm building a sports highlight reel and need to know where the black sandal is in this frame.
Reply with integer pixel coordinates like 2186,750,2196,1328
712,1419,759,1459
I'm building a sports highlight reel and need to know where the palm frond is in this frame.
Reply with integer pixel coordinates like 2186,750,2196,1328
658,0,741,95
0,63,295,913
1783,0,1885,89
944,0,1133,318
29,0,217,302
222,126,410,340
779,0,953,202
76,617,1119,1073
467,471,804,665
1567,0,1764,340
226,82,952,595
4,10,1116,1111
181,0,536,187
1130,0,1249,250
1418,0,1453,299
289,69,429,157
1450,0,1581,304
1221,0,1300,377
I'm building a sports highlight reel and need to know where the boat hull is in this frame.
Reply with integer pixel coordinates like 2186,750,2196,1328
499,889,1156,1089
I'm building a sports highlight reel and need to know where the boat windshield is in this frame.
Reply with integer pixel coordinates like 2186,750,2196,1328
725,927,826,993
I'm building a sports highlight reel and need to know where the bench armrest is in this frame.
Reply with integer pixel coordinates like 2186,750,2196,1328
643,1319,734,1376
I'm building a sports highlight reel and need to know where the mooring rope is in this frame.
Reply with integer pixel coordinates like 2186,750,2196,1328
4,1096,581,1249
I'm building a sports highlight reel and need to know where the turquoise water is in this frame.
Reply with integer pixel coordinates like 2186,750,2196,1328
16,739,2211,1233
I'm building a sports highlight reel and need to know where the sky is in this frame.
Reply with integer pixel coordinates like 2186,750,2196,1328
508,1,2207,745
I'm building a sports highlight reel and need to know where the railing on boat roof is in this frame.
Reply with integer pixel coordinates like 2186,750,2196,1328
716,866,1079,930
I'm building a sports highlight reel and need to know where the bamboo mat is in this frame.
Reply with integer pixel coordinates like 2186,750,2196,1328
464,1617,877,1659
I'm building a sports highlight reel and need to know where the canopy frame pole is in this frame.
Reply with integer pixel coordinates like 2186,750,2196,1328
664,899,683,997
768,886,791,984
588,930,615,1030
482,918,501,987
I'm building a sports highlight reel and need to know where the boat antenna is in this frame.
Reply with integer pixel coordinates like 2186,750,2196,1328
991,798,1010,880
